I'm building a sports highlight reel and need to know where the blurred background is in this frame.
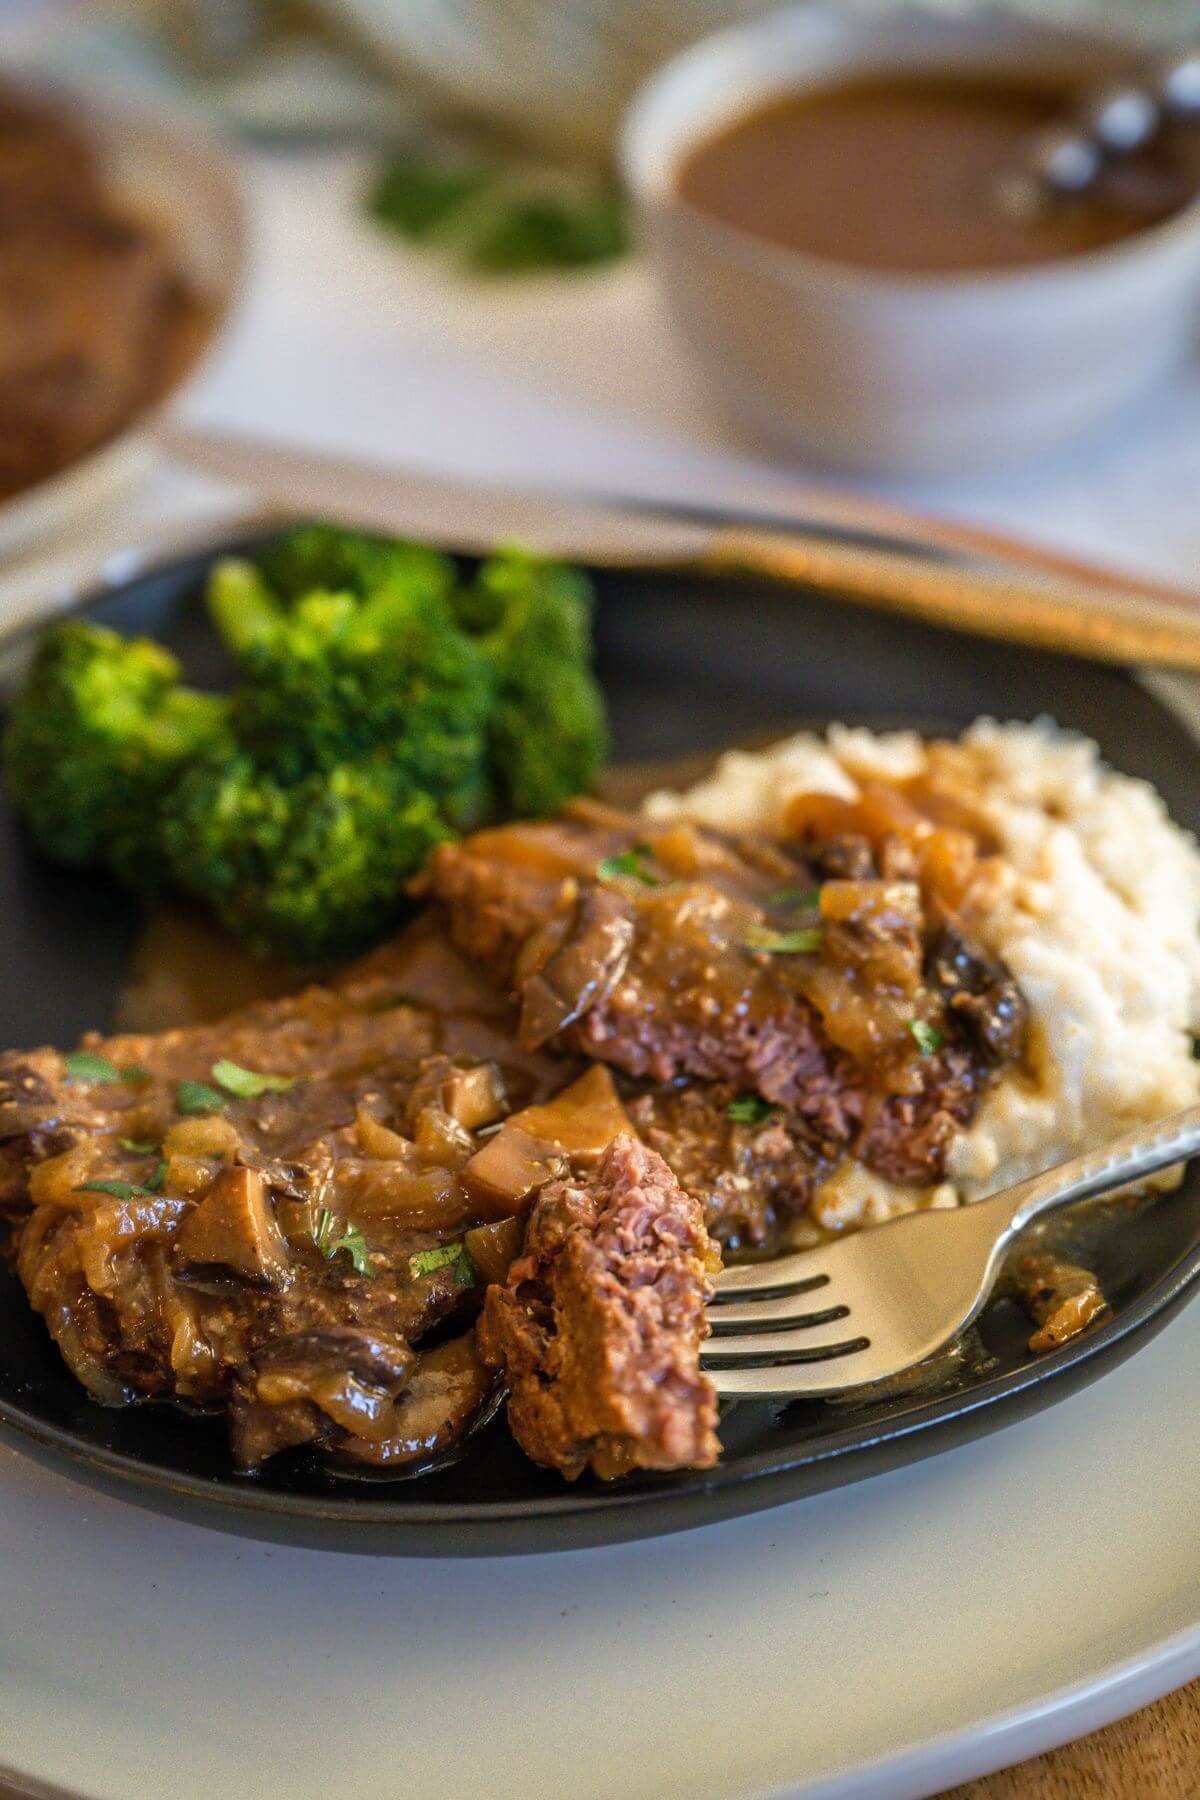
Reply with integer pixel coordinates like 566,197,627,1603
24,0,1200,153
4,0,1200,618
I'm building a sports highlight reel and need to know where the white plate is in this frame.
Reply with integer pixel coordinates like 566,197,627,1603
1,1272,1197,1799
0,75,245,564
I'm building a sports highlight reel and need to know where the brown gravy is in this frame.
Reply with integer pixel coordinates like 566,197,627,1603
675,74,1198,273
117,751,720,1037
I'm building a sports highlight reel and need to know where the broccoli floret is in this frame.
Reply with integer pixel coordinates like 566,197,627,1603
2,621,226,882
2,529,610,967
255,524,455,607
455,548,608,817
207,553,495,829
162,747,451,963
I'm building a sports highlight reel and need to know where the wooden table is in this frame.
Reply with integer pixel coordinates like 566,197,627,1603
939,1677,1200,1797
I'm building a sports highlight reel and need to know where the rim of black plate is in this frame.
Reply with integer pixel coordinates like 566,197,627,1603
2,531,1200,1528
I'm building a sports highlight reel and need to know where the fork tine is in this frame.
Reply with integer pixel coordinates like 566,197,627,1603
703,1323,870,1364
710,1255,830,1302
707,1296,850,1335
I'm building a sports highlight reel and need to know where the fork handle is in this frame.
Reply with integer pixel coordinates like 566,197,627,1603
983,1102,1200,1246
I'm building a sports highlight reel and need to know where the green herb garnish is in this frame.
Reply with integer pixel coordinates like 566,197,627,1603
368,156,492,239
118,1137,158,1155
367,151,628,274
72,1178,157,1202
408,1242,476,1286
908,1020,945,1056
727,1092,776,1126
64,1051,148,1085
744,926,823,955
597,843,658,886
470,189,627,273
144,1159,168,1194
211,1059,295,1099
314,1209,375,1278
175,1080,228,1116
767,885,821,910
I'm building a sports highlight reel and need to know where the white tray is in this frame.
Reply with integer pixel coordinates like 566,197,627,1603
1,1276,1197,1800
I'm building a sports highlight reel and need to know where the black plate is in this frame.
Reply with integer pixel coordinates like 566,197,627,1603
2,537,1199,1557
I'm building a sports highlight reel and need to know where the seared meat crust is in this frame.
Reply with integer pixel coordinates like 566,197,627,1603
478,1134,720,1479
627,1082,824,1253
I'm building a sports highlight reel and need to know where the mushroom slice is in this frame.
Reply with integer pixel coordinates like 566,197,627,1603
230,1327,415,1469
518,888,634,1050
459,1067,632,1220
928,924,1028,1064
413,1103,475,1170
173,1166,290,1286
334,1333,495,1468
501,1065,631,1167
460,1125,568,1220
440,1061,507,1131
464,1212,529,1285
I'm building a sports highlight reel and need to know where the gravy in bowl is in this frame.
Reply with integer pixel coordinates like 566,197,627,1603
675,73,1198,273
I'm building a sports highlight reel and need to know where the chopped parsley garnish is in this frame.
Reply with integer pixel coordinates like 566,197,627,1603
211,1059,295,1099
470,188,628,273
908,1020,945,1056
368,155,492,240
145,1159,168,1194
408,1241,476,1286
118,1137,158,1155
597,843,659,886
72,1178,157,1202
175,1080,228,1116
727,1092,776,1126
314,1209,374,1278
767,885,821,910
744,925,823,955
367,151,628,274
64,1051,148,1085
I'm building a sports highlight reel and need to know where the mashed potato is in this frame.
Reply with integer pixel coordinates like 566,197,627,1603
644,720,1200,1224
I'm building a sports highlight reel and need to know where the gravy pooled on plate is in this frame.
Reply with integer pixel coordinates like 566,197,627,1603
675,73,1198,273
